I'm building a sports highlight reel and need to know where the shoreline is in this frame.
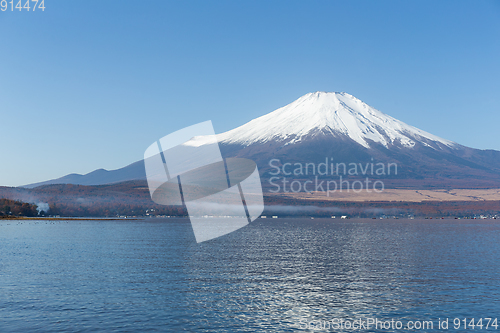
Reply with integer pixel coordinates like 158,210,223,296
0,216,141,221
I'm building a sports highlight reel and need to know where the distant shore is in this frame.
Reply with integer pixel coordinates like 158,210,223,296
271,188,500,202
0,216,140,221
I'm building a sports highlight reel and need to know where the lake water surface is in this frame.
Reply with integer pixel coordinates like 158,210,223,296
1,218,499,332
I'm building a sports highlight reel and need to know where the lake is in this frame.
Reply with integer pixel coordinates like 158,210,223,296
1,218,499,332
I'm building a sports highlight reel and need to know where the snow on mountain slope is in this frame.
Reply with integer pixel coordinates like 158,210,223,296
188,92,456,149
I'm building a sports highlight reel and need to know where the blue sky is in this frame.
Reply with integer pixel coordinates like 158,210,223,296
1,0,499,186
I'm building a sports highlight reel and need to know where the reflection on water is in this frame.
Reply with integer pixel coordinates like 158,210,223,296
0,218,499,332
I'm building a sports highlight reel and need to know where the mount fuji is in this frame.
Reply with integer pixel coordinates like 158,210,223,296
25,92,500,189
210,92,455,149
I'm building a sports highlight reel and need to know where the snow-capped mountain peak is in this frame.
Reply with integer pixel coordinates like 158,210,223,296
210,91,455,149
26,92,500,189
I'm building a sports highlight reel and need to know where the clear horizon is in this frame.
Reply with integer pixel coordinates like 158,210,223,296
1,0,499,187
